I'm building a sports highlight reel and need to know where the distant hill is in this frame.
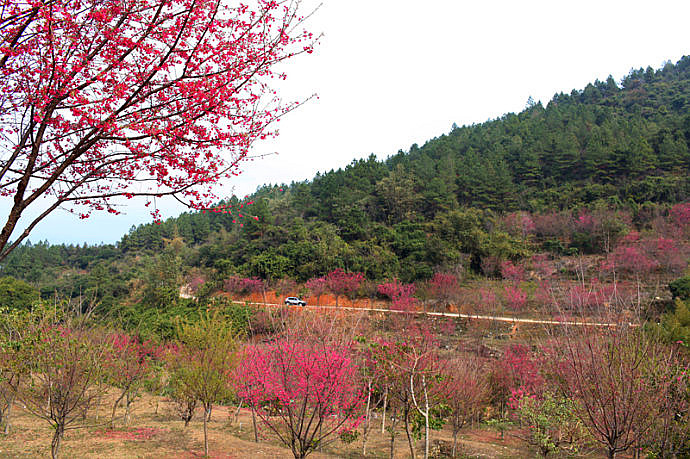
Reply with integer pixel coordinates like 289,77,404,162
3,56,690,301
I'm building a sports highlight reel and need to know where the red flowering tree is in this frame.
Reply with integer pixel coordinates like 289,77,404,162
0,0,315,259
490,344,544,415
325,268,364,306
444,357,489,458
669,202,690,229
305,276,327,305
224,276,266,302
503,284,528,312
500,260,526,282
427,272,458,311
377,278,416,312
234,339,365,459
105,333,163,427
545,328,680,459
7,322,108,459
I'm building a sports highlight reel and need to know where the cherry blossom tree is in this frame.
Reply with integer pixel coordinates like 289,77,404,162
325,268,364,307
427,272,458,311
7,320,108,459
305,276,327,306
377,278,416,311
490,344,543,415
234,338,364,459
105,333,163,427
443,357,489,457
545,328,679,459
0,0,315,259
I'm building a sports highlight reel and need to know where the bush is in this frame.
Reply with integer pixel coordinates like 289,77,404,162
669,276,690,300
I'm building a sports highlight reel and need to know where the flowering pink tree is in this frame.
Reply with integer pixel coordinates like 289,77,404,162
546,329,680,459
305,276,327,306
105,333,163,427
234,339,365,459
490,344,544,415
503,284,528,312
611,245,659,275
325,268,364,306
444,357,489,457
427,273,458,311
0,0,315,259
669,202,690,230
500,260,526,282
224,276,266,302
645,237,688,274
378,278,416,312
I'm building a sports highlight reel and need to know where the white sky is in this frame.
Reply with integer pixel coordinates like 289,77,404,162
7,0,690,245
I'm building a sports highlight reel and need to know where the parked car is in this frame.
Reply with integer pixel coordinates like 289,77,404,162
284,297,307,306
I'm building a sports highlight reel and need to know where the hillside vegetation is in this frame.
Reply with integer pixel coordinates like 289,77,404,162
2,57,689,306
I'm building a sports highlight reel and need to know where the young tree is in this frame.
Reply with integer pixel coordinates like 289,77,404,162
546,328,678,459
105,333,163,427
0,0,315,260
0,306,30,434
305,276,327,306
427,272,458,311
402,327,449,459
235,338,364,459
513,391,587,457
377,278,416,312
6,314,108,459
325,268,364,307
443,357,489,457
168,311,238,456
371,328,446,459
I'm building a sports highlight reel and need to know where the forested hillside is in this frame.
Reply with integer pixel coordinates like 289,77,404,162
3,56,690,309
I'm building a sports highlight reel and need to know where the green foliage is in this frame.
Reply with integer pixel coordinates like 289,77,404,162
142,238,184,308
646,299,690,345
514,393,587,457
486,417,513,440
411,404,447,440
168,310,239,457
669,276,690,300
0,276,39,310
339,429,360,444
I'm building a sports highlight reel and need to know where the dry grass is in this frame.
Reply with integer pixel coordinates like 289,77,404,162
0,387,536,458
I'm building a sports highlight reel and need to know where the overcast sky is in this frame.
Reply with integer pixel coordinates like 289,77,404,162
8,0,690,245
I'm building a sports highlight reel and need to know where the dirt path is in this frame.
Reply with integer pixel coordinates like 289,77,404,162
244,301,636,328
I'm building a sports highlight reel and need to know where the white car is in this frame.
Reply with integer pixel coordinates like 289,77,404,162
284,297,307,306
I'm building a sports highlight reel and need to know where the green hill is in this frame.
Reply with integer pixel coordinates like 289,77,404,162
3,56,690,305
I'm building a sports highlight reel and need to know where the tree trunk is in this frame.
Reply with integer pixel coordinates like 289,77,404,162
252,407,258,442
2,389,16,435
608,450,616,459
362,381,372,456
206,404,212,422
51,423,64,459
423,378,430,459
124,392,132,425
111,389,127,428
389,430,395,459
404,406,417,459
203,403,210,456
381,387,388,434
232,401,242,424
94,391,102,421
452,427,459,458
